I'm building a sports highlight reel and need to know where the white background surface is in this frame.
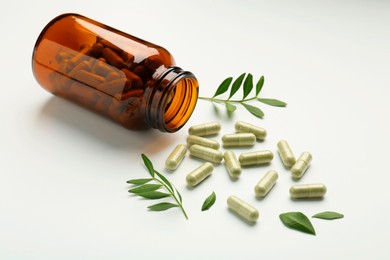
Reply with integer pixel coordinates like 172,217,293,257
1,0,390,259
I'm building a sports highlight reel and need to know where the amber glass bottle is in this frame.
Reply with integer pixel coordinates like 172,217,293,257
32,13,198,132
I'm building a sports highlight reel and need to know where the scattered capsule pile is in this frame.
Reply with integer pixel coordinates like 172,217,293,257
165,121,327,223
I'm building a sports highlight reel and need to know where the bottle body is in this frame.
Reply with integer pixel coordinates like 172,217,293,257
32,13,198,132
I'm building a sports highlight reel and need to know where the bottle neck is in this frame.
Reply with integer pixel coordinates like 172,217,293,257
145,66,199,132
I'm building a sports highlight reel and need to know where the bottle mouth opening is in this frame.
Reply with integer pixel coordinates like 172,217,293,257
163,75,198,132
146,67,199,132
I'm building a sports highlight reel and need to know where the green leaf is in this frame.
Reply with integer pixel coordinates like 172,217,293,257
148,202,178,211
242,103,264,118
141,154,154,178
257,98,287,107
229,73,246,99
279,212,316,235
312,211,344,220
128,184,162,194
225,102,237,112
126,178,153,185
136,191,171,199
176,188,183,203
155,170,173,193
243,73,253,99
256,76,264,96
213,77,233,98
228,74,244,99
201,191,216,211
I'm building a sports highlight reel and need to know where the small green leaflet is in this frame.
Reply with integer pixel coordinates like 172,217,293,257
148,202,178,211
213,77,233,97
279,212,316,235
242,103,264,118
155,170,173,193
312,211,344,220
243,73,253,99
201,191,216,211
256,76,264,96
135,191,171,199
128,184,162,194
257,98,287,107
229,73,246,99
225,102,237,112
141,153,154,178
176,188,183,204
126,178,152,185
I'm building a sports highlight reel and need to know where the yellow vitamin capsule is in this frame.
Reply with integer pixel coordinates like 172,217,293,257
277,140,296,168
290,183,327,199
165,144,187,171
223,151,241,179
291,152,312,179
222,133,256,147
227,195,259,223
187,135,220,150
186,162,214,187
188,122,221,136
234,121,267,141
189,144,223,164
254,170,279,197
239,150,274,166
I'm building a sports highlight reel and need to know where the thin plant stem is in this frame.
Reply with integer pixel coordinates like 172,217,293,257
154,177,188,220
198,96,257,103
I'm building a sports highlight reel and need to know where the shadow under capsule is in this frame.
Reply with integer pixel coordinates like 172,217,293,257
227,208,258,227
289,197,325,202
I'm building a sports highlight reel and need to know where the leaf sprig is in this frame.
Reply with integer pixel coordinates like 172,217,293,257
127,154,188,219
198,73,287,118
